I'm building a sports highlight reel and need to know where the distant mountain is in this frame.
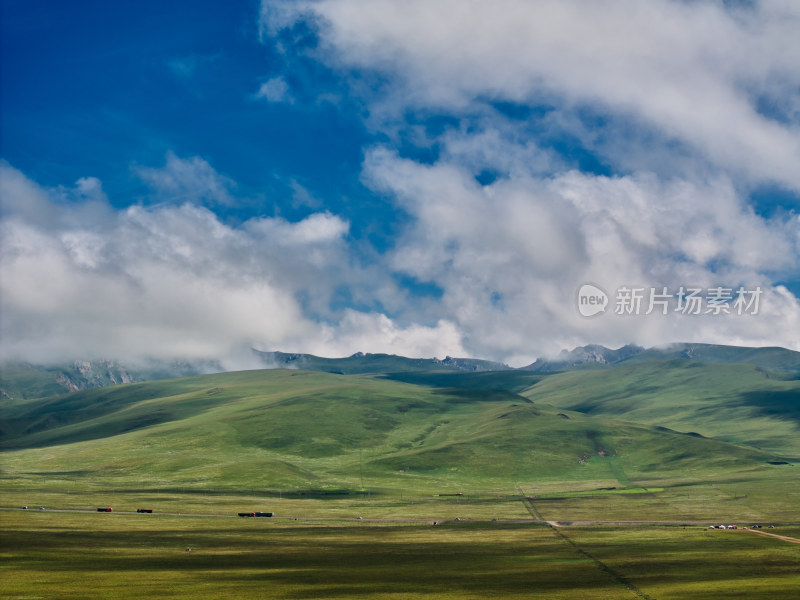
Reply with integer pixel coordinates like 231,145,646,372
252,350,511,374
3,343,798,402
0,352,509,402
0,359,220,402
521,343,800,377
622,343,800,377
521,344,645,372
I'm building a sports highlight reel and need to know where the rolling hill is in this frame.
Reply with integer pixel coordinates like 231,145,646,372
2,342,799,521
1,364,795,499
519,359,800,458
3,343,798,404
0,352,509,402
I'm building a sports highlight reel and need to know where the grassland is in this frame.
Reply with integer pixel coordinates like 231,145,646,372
2,510,798,600
2,358,799,598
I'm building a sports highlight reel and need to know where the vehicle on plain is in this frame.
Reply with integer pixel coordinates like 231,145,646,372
97,507,113,512
22,506,27,510
137,509,154,513
254,512,273,517
238,512,256,517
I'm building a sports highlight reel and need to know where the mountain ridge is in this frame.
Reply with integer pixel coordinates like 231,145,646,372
2,342,799,402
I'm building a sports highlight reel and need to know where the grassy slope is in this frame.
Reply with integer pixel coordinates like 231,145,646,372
621,343,800,376
0,368,784,500
520,359,800,458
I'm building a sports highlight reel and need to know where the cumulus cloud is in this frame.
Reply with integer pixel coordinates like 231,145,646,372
4,2,800,368
262,0,800,190
0,161,465,365
363,147,800,363
252,0,800,363
292,310,466,359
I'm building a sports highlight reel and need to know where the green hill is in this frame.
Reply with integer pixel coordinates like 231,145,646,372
520,359,800,457
0,368,790,499
620,343,800,377
3,343,797,405
0,352,508,403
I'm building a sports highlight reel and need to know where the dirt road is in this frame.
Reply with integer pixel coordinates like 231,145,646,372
747,529,800,544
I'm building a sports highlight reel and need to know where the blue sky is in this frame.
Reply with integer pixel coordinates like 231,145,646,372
2,0,800,367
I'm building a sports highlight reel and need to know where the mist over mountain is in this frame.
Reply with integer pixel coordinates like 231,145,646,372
521,343,800,376
2,342,799,402
521,344,645,372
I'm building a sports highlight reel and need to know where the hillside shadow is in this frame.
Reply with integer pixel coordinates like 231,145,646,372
738,389,800,425
380,371,545,393
430,388,530,404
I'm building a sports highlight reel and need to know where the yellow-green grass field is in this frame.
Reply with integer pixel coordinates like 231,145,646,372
2,509,799,600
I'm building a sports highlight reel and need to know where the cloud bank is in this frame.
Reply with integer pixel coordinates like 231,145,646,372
0,161,466,366
258,0,800,363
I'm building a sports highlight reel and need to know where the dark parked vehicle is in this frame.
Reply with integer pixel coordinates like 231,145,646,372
238,512,256,517
97,507,113,512
255,512,273,517
137,509,154,513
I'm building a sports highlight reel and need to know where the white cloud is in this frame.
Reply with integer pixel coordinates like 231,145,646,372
303,311,466,359
0,162,465,364
5,2,800,367
135,152,237,206
254,76,292,103
263,0,800,190
252,0,800,362
362,148,800,362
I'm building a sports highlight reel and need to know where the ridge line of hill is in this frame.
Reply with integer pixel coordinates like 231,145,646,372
2,342,799,402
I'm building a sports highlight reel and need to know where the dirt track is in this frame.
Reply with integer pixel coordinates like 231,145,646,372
747,529,800,544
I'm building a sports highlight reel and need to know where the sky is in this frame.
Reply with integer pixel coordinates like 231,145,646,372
2,0,800,368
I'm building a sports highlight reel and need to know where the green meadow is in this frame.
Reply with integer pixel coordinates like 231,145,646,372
2,511,798,599
2,357,799,597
